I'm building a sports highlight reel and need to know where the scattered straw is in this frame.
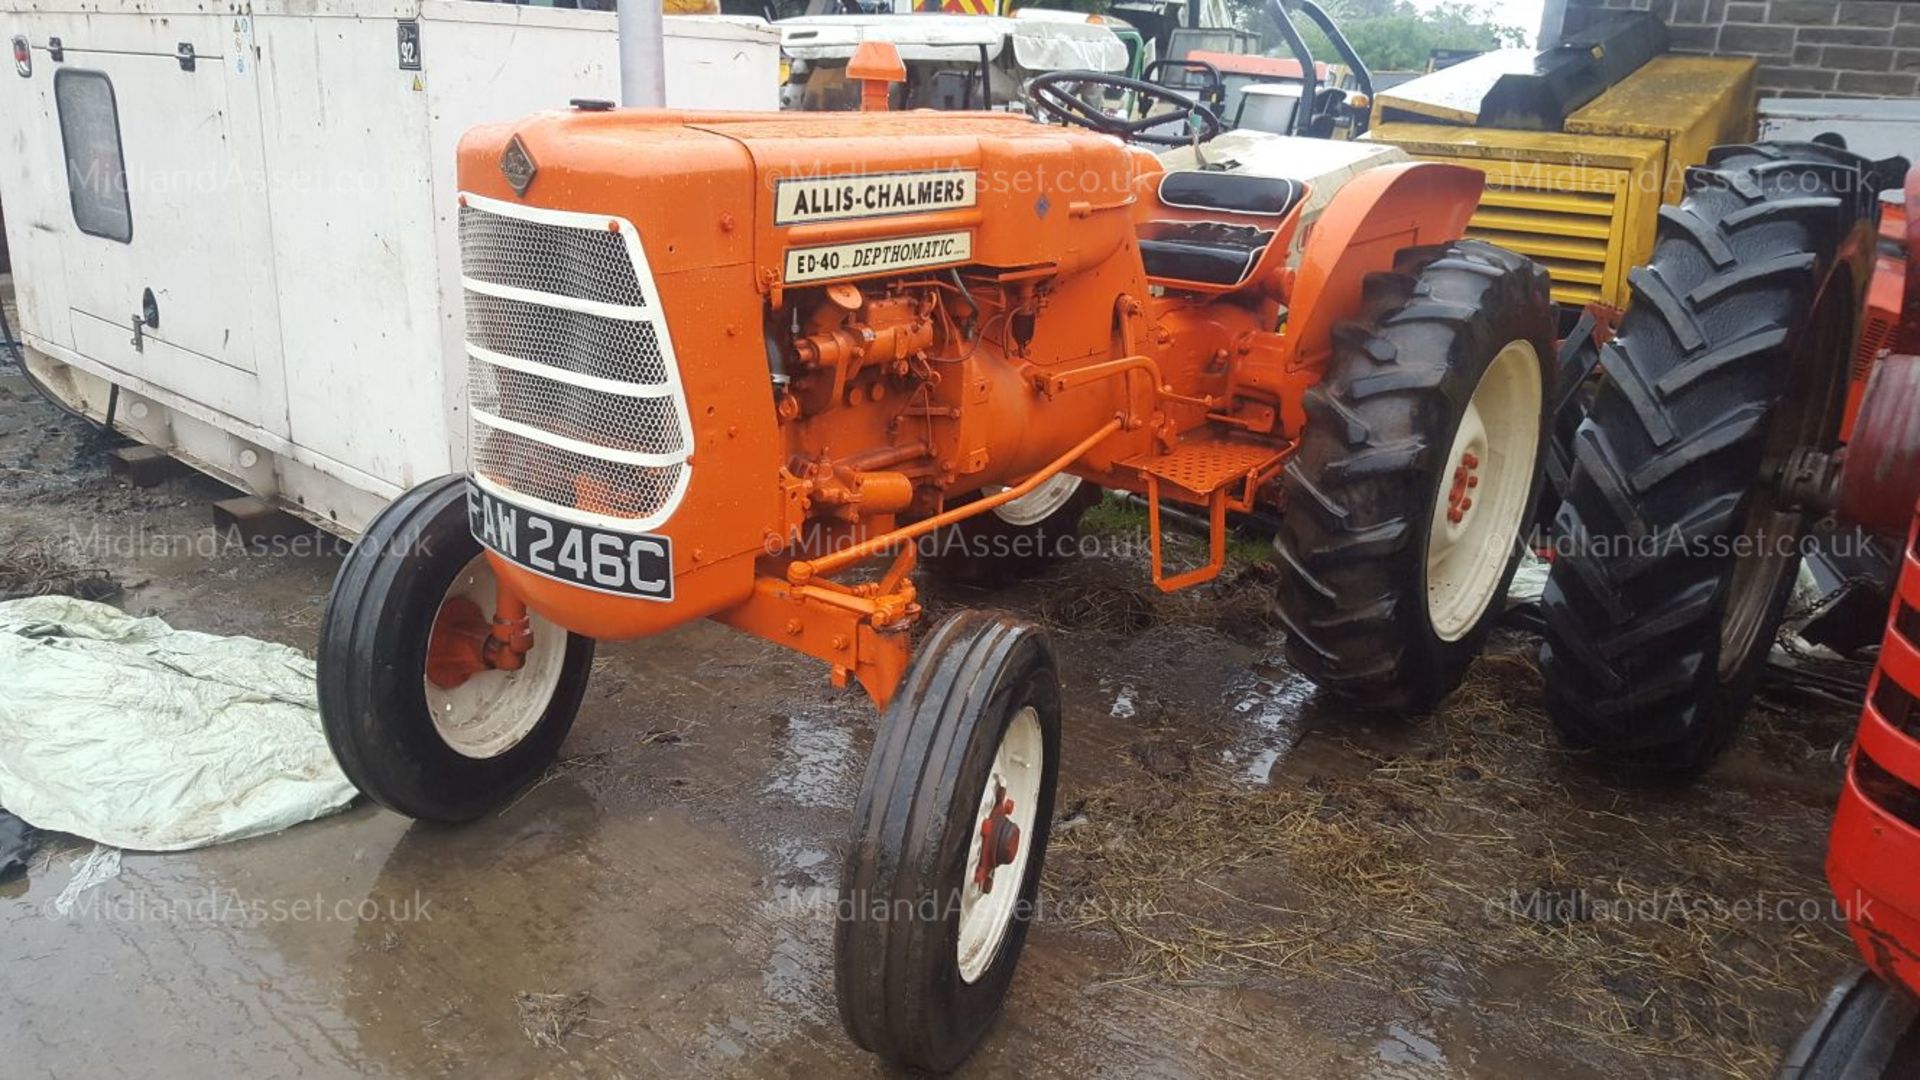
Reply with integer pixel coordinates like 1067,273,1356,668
513,990,597,1050
0,535,117,602
1045,644,1854,1078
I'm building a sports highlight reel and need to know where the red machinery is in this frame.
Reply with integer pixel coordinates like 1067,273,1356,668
1782,167,1920,1078
1838,169,1920,538
1832,504,1920,994
1785,501,1920,1076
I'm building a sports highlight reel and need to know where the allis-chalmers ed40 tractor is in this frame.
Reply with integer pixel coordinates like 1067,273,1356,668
321,11,1581,1067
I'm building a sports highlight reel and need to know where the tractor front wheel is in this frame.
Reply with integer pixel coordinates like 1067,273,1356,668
1273,240,1556,712
835,610,1061,1072
317,475,595,822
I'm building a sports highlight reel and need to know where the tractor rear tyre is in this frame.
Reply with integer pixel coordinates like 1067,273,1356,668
1273,239,1556,712
920,476,1100,588
317,475,595,822
1779,968,1920,1080
835,610,1061,1072
1539,143,1879,775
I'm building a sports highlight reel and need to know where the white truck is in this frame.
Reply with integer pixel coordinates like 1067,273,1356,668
0,1,779,534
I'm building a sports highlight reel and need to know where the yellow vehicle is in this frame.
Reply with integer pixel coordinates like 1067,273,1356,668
1367,12,1755,314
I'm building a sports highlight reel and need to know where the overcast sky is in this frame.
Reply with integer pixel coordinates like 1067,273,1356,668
1407,0,1546,45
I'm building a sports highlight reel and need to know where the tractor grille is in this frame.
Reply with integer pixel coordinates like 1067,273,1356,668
465,293,670,385
459,206,648,308
1465,183,1618,307
458,194,691,530
1856,310,1895,383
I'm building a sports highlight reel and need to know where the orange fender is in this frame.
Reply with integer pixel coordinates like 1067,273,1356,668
1281,162,1484,375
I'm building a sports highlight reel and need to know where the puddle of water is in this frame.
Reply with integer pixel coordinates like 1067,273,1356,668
752,836,839,1024
1241,747,1284,785
1221,662,1316,785
763,706,856,808
1231,664,1317,733
1370,1019,1449,1078
50,844,121,916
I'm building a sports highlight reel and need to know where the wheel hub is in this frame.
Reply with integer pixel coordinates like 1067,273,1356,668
1424,339,1543,643
1445,450,1482,525
1775,445,1843,516
426,588,533,690
956,707,1044,984
972,784,1022,894
426,597,493,689
422,555,568,760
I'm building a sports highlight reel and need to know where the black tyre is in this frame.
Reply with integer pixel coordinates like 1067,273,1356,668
1539,142,1879,774
1273,240,1556,712
920,476,1100,588
317,475,595,823
1779,969,1920,1080
835,610,1062,1072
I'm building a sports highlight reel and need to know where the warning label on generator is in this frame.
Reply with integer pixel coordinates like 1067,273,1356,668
774,170,977,225
783,231,972,284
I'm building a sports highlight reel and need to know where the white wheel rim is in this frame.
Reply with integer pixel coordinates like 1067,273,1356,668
990,474,1083,527
423,554,569,759
1425,339,1541,643
956,707,1044,984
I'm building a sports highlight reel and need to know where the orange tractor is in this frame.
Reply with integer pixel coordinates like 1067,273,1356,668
317,5,1558,1069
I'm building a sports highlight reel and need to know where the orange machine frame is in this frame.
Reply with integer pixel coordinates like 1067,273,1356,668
452,107,1481,707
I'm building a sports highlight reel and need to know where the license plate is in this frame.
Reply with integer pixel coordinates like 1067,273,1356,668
467,483,673,601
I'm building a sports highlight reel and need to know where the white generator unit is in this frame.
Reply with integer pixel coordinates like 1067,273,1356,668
0,1,779,534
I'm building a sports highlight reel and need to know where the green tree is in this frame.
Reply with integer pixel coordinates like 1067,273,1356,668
1243,0,1524,72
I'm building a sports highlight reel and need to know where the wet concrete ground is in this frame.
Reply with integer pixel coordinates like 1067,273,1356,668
0,353,1870,1079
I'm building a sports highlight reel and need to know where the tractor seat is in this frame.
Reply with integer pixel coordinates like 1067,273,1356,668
1156,171,1304,217
1138,171,1303,286
1137,220,1275,285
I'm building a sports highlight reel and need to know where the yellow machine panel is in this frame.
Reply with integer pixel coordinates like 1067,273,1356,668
1369,52,1757,310
1365,124,1664,307
1369,49,1540,126
1564,55,1757,206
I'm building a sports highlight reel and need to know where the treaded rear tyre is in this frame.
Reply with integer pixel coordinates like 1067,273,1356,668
1273,239,1556,712
1538,142,1879,775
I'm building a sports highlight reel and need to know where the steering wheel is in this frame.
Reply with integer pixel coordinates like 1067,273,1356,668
1026,70,1224,147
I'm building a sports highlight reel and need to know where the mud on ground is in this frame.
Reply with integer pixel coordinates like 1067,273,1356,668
0,349,1864,1079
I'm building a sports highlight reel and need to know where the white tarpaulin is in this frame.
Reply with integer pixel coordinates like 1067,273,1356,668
0,596,355,851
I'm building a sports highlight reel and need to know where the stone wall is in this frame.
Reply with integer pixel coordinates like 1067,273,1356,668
1561,0,1920,97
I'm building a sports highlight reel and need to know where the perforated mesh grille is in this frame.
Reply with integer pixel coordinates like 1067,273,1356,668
458,205,647,308
464,292,669,386
471,426,683,521
459,200,689,526
469,357,685,456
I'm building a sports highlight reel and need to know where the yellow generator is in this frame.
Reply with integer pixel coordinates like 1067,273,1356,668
1368,13,1754,313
